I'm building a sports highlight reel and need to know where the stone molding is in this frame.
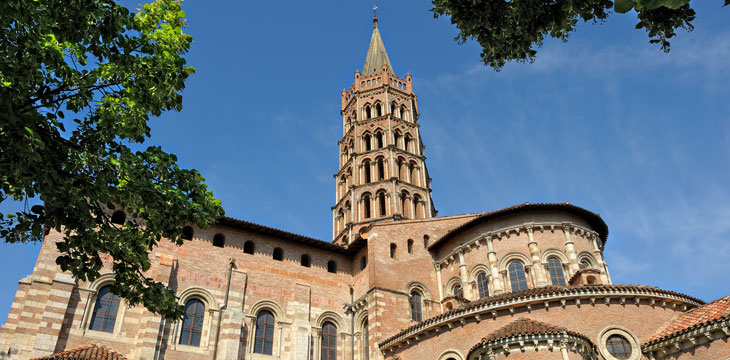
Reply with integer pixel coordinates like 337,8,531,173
642,318,730,358
468,332,597,360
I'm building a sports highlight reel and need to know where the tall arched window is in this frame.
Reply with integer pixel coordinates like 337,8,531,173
360,255,367,270
404,134,412,152
508,261,529,292
409,163,418,185
362,194,371,219
413,195,422,219
244,241,255,254
580,259,592,269
301,254,311,267
363,161,372,183
398,159,407,179
363,134,372,151
362,319,369,360
407,239,414,254
476,272,489,299
327,260,337,273
375,103,382,117
409,291,423,322
89,286,120,333
400,191,409,217
547,257,566,285
394,132,402,149
375,132,383,148
254,310,275,355
401,105,408,121
321,321,337,360
365,106,372,119
179,298,205,346
377,192,386,216
273,247,283,261
377,158,385,180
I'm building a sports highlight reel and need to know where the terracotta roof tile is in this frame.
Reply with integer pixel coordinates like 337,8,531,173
469,318,593,353
428,202,609,250
645,296,730,345
31,344,127,360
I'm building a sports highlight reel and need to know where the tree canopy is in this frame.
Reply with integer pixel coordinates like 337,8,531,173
431,0,727,70
0,0,223,319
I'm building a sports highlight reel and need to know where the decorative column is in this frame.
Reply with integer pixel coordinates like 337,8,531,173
457,249,473,299
559,340,570,360
526,225,548,287
591,236,611,284
561,223,580,274
485,236,504,294
434,263,444,312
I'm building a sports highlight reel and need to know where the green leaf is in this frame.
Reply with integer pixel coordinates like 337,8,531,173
615,0,636,13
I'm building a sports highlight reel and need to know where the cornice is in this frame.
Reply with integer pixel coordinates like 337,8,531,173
642,317,730,356
378,286,704,351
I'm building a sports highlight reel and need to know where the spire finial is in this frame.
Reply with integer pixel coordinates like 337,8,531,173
373,5,378,26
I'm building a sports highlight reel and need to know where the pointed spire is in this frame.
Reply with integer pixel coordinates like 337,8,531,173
362,15,394,77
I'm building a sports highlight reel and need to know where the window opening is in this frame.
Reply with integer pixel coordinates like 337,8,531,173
179,299,205,346
182,226,194,240
301,254,311,267
606,334,632,359
213,234,225,248
508,261,529,291
409,291,423,322
89,286,120,333
244,241,255,254
547,257,567,286
360,255,367,270
390,243,397,259
320,322,337,360
254,310,275,355
476,272,489,299
378,192,386,216
273,247,283,261
327,260,337,274
407,239,413,254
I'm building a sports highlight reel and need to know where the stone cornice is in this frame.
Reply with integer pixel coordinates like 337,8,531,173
433,222,601,267
468,332,596,359
377,286,703,351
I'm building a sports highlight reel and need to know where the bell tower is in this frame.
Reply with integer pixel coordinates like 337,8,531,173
332,16,436,245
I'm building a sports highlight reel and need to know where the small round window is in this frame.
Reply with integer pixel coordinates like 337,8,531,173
606,334,632,359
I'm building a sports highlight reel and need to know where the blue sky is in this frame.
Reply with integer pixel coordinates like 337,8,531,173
1,1,729,321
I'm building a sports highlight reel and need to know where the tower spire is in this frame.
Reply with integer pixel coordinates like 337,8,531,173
362,12,394,77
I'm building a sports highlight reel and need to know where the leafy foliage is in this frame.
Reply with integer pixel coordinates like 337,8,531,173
431,0,721,70
0,0,224,319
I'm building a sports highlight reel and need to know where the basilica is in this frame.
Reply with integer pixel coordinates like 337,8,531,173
1,15,729,360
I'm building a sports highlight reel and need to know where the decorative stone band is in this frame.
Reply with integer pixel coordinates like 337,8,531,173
378,285,704,351
433,222,601,268
642,317,730,359
468,332,597,360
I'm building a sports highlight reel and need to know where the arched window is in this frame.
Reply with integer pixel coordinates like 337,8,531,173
365,106,372,119
273,247,283,261
390,243,397,259
407,239,414,254
360,255,367,270
363,161,371,183
400,191,409,217
508,261,529,291
301,254,311,267
179,298,205,347
606,334,632,359
377,192,386,216
327,260,337,274
398,158,406,179
321,321,337,360
110,210,125,225
181,226,194,240
244,241,255,254
409,163,418,185
212,233,225,248
375,132,383,148
394,132,402,149
362,319,369,360
476,272,489,299
363,194,371,219
404,134,412,152
377,158,385,180
254,310,275,355
409,291,423,322
547,257,566,286
423,235,429,248
375,103,382,117
413,195,422,219
89,286,120,333
401,105,408,121
452,284,463,298
363,134,372,151
580,259,592,269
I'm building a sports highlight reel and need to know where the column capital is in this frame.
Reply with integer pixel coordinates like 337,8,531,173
524,224,534,234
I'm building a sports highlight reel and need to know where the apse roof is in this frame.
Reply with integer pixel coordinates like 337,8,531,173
31,344,127,360
644,296,730,345
469,317,593,353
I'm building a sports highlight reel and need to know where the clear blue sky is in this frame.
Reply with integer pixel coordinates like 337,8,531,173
1,1,729,321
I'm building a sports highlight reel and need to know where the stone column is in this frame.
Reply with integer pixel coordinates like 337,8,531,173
526,226,548,287
562,223,580,274
559,340,570,360
434,264,444,312
591,237,611,284
485,236,504,294
216,268,247,360
457,250,473,299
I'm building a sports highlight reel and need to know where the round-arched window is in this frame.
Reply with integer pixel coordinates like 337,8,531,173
507,261,528,291
179,298,205,347
606,334,632,359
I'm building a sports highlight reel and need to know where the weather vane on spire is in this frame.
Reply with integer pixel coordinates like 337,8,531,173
373,5,378,17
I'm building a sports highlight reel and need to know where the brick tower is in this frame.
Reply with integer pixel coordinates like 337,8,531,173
333,16,436,244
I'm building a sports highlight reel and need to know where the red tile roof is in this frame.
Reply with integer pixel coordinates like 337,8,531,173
470,317,593,353
31,344,127,360
428,202,609,250
645,296,730,345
